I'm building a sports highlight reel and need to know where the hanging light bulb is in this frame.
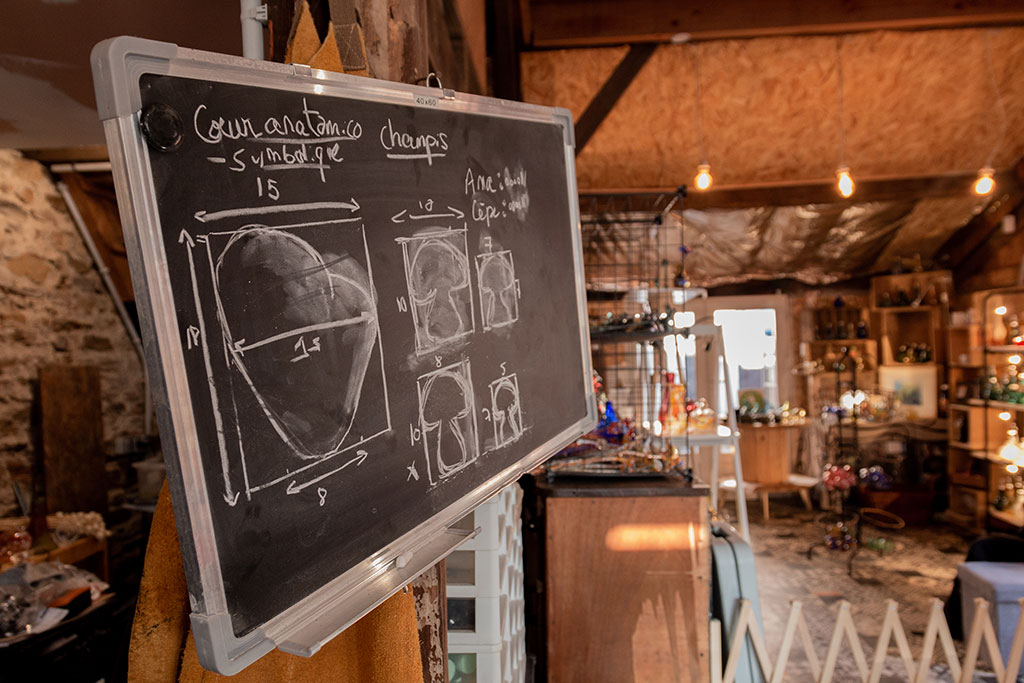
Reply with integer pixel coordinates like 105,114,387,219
974,167,995,196
975,32,1008,200
836,166,855,198
691,47,713,193
832,39,855,201
694,163,713,191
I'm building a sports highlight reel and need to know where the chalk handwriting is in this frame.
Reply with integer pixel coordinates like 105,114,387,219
379,118,448,165
464,165,530,225
193,99,360,144
193,98,362,189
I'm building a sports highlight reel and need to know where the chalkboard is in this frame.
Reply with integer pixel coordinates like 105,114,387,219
92,38,595,674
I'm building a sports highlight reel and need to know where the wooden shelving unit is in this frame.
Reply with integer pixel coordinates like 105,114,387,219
805,305,876,419
945,286,1024,530
870,272,950,421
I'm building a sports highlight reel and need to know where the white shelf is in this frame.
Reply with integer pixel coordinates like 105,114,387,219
989,506,1024,528
665,425,737,447
966,399,1024,411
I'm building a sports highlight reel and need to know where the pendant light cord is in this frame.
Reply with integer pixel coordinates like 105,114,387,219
693,46,708,165
983,30,1008,169
836,37,847,168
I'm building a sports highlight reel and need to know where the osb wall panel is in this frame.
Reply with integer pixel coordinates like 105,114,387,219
522,28,1024,190
0,149,145,515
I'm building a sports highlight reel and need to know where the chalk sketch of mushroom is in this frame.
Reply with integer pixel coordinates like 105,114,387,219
214,227,379,459
396,228,475,354
476,250,519,331
416,358,479,484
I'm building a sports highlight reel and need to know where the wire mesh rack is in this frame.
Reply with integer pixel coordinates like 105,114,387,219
581,212,694,431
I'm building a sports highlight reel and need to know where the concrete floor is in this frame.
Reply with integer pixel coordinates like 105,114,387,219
731,496,997,682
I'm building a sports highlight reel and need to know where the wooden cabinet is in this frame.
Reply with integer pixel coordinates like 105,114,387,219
738,423,799,484
541,478,710,683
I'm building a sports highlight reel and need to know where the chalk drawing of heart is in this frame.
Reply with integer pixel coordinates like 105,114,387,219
214,227,378,459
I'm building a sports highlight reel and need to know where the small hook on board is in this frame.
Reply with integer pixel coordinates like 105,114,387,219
424,72,456,100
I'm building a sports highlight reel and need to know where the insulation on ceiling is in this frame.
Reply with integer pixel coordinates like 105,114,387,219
582,194,987,288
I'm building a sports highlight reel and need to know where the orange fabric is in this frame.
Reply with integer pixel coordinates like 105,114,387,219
128,482,423,682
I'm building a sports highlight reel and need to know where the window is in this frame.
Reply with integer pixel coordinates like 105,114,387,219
665,295,792,417
713,308,780,414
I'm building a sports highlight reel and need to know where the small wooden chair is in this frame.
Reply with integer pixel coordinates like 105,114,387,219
735,423,816,520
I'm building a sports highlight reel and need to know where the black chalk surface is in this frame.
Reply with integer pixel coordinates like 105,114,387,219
138,74,590,636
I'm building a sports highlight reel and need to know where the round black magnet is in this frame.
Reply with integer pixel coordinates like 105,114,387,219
140,103,184,152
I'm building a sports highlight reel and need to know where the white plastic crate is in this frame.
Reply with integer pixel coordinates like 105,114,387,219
447,549,501,597
449,595,503,645
449,641,503,683
447,483,525,683
461,500,502,551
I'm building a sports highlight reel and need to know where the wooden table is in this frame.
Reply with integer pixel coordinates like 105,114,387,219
539,476,710,683
1,537,109,581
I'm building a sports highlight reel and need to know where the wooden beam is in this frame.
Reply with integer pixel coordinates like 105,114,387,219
519,0,533,45
22,145,110,164
265,0,296,62
939,159,1024,269
574,43,656,155
578,169,1020,213
427,0,483,93
491,0,523,99
527,0,1024,48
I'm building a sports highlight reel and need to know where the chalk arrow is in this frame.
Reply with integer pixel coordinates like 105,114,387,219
231,339,246,356
193,211,208,223
223,491,240,506
391,209,408,223
178,229,195,247
346,198,360,212
447,206,464,219
285,450,369,495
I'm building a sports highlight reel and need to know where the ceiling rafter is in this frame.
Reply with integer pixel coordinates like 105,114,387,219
937,158,1024,269
525,0,1024,49
574,43,657,155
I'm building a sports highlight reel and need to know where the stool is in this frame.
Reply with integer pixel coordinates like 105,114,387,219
958,561,1024,671
719,473,817,520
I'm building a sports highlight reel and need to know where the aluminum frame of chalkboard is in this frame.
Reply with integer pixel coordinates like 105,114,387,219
91,37,596,674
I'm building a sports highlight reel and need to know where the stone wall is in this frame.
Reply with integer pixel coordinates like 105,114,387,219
0,149,146,516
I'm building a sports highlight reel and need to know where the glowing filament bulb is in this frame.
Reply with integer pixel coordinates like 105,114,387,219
694,164,713,191
974,167,995,196
836,167,855,198
1000,411,1012,421
995,306,1008,316
1010,355,1022,365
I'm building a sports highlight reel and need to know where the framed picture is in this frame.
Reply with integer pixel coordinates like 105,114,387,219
879,365,938,420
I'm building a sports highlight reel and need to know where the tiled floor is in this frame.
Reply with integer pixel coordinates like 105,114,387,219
736,498,996,682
